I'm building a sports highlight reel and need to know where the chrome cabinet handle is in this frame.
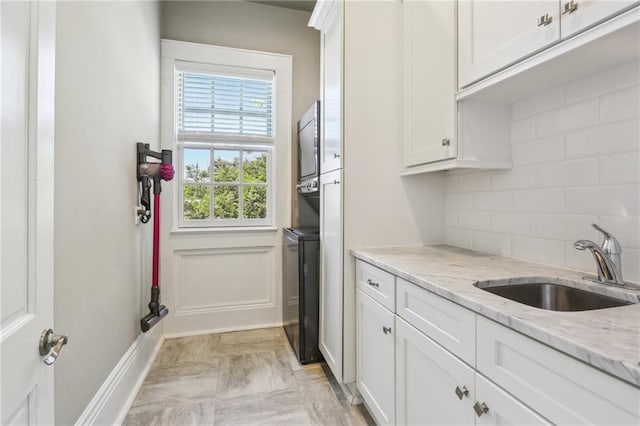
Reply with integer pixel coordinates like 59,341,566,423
333,153,340,158
332,180,340,185
382,326,392,334
537,13,553,26
455,385,469,400
39,328,69,366
367,279,379,288
441,138,450,147
562,0,578,15
473,402,489,417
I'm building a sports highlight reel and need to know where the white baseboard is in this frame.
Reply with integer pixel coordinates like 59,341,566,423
163,321,282,339
74,325,164,426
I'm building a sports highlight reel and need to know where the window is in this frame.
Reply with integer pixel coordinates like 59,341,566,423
175,63,275,227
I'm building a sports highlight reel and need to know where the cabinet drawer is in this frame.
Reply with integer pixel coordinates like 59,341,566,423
396,278,476,366
477,316,640,425
356,260,395,312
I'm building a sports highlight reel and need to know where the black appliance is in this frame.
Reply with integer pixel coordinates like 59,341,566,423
282,227,322,364
296,101,320,212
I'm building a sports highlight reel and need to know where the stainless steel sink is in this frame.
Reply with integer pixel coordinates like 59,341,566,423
474,278,633,311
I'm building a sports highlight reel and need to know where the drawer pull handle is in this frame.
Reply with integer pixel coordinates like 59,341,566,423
454,386,469,400
367,279,379,288
562,0,578,15
537,13,553,27
382,326,392,335
473,402,489,417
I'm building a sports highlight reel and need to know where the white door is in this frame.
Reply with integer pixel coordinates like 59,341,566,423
458,1,561,87
395,317,475,426
1,1,57,424
320,0,342,174
319,168,343,380
356,290,395,425
561,0,638,37
403,0,457,166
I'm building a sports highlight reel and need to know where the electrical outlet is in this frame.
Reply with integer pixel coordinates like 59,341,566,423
134,206,141,225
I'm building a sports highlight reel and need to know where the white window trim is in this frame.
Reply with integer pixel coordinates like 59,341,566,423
161,40,292,231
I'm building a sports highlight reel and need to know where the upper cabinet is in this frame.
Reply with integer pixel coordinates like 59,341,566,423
319,1,343,174
459,0,640,90
459,1,561,88
403,0,457,166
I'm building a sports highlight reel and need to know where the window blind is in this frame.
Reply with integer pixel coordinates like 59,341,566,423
177,70,274,138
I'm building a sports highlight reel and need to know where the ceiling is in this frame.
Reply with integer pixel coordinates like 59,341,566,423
249,1,316,12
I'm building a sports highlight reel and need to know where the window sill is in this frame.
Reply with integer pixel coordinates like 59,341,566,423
170,226,279,235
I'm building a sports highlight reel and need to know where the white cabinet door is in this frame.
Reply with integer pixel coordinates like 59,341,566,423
1,1,56,424
475,375,550,426
395,317,475,426
458,1,561,87
561,0,638,37
319,169,343,380
356,290,395,425
403,0,457,166
320,0,342,174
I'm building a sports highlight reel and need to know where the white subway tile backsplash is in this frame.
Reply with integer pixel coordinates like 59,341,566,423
492,212,535,236
444,66,639,283
513,188,564,213
512,87,563,120
510,117,535,143
564,61,639,104
445,192,473,211
535,214,599,242
491,166,536,190
564,119,639,159
445,227,473,249
565,185,639,216
511,136,564,166
599,215,640,249
512,236,565,265
535,99,599,137
599,152,639,185
473,231,511,256
600,85,640,124
458,172,491,192
535,158,599,187
474,191,512,211
458,211,491,231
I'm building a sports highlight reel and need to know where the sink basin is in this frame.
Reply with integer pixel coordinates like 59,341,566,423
474,278,632,311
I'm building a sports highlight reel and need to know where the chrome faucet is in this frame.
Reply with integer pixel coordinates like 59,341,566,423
574,223,624,287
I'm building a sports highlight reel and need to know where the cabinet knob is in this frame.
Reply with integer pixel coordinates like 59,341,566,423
382,326,392,335
333,153,341,158
473,402,489,417
562,0,578,15
455,385,469,400
441,138,450,147
537,13,553,27
366,279,379,288
332,180,340,185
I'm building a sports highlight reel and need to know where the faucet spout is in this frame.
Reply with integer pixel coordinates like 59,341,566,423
574,236,624,286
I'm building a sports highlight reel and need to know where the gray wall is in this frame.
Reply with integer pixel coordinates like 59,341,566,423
54,2,160,424
161,0,320,226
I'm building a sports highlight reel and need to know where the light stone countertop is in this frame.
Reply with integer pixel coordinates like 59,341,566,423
350,245,640,387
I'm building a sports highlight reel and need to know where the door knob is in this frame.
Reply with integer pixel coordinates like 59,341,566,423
39,328,68,366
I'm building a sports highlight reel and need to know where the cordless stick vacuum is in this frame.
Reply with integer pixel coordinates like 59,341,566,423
137,142,175,333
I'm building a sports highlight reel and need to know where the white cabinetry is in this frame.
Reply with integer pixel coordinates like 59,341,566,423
561,0,638,37
356,290,395,425
319,169,343,379
396,317,475,426
403,0,456,166
319,0,342,174
458,1,560,88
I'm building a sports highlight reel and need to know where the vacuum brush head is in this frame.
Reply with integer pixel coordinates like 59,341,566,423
140,305,169,333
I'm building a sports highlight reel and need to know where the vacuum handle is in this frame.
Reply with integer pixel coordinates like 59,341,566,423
161,149,172,165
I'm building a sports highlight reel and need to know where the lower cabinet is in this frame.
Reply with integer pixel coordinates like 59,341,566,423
395,317,475,426
356,289,395,425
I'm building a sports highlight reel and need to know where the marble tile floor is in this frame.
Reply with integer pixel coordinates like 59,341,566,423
124,328,375,426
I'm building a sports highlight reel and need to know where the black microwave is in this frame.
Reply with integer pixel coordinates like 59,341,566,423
297,100,320,196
